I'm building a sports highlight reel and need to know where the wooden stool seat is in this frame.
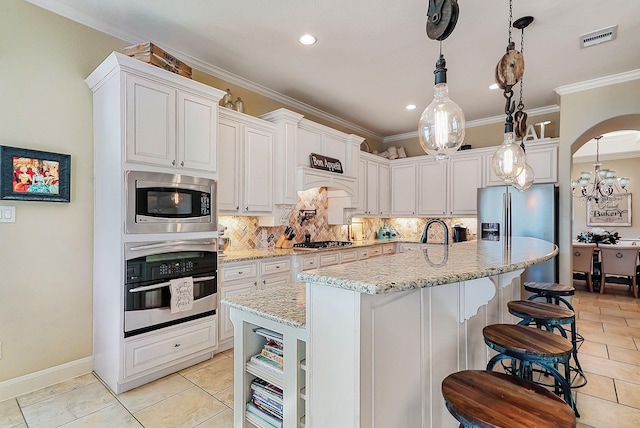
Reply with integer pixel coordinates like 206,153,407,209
483,324,576,414
524,281,575,310
442,370,576,428
508,300,574,322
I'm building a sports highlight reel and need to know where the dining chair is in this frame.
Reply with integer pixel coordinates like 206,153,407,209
573,243,597,292
599,244,640,298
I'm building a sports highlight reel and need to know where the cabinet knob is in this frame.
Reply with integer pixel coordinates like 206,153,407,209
246,207,249,211
180,161,184,167
236,206,239,210
172,160,176,166
174,343,181,347
238,271,243,275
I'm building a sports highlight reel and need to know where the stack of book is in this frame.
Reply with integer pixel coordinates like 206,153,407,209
249,328,284,373
246,378,283,427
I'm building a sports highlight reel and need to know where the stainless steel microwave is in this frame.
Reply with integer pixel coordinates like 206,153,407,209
126,171,217,234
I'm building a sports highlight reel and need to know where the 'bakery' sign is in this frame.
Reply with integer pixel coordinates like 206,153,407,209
309,153,343,174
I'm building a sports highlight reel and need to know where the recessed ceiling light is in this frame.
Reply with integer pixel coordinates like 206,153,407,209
405,104,416,110
299,34,317,45
489,83,499,90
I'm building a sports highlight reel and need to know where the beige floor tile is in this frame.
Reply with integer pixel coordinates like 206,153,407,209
616,379,640,410
576,319,605,333
578,329,637,349
21,381,116,428
578,340,608,358
603,323,640,338
222,349,234,358
134,387,227,428
627,318,640,328
117,373,193,413
579,310,628,326
602,307,640,320
213,386,234,408
576,392,640,428
617,301,640,311
16,372,97,407
577,371,617,402
182,357,234,395
179,352,230,376
60,403,142,427
609,346,640,366
575,303,602,315
576,423,594,428
0,398,25,428
195,408,234,427
580,354,640,385
588,299,625,309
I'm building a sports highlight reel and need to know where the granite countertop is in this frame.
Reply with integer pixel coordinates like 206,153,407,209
221,283,307,328
297,237,557,295
219,239,412,263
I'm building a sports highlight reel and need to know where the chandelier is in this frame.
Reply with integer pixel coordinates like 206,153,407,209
419,0,465,161
571,135,630,202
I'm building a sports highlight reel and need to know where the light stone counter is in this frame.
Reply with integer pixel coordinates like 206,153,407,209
298,237,558,294
221,283,306,329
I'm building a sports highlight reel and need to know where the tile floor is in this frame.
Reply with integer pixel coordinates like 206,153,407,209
2,281,640,427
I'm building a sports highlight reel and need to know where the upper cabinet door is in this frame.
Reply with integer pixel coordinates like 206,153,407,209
125,74,176,167
218,118,241,212
417,160,447,216
449,154,482,216
366,159,380,216
378,163,390,216
243,126,273,213
178,92,217,172
391,163,416,216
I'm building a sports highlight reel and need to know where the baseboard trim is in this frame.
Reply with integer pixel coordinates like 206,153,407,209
0,357,93,401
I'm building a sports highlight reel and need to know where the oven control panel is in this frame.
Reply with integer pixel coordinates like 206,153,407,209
158,261,194,276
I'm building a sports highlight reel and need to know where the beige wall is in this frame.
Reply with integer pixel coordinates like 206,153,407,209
385,112,560,157
559,81,640,287
572,158,639,239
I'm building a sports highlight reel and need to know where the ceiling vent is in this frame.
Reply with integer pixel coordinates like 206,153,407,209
580,25,618,48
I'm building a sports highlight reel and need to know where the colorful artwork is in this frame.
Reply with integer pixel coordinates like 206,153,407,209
0,146,70,202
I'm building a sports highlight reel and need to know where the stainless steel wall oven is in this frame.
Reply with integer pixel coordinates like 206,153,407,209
124,240,217,337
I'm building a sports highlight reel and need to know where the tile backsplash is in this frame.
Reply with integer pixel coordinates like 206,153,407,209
219,187,477,251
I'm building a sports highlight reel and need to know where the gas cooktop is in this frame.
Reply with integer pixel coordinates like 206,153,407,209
293,241,353,249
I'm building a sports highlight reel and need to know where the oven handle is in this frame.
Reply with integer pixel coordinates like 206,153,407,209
128,275,216,293
129,240,215,252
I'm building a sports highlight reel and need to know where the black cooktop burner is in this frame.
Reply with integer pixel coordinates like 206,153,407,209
293,241,353,249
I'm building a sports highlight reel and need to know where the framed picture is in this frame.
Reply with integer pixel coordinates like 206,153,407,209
0,145,71,202
587,193,632,227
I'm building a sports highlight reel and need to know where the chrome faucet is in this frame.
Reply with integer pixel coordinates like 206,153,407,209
421,219,449,245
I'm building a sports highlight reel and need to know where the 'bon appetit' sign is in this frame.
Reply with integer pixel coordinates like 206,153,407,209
309,153,343,174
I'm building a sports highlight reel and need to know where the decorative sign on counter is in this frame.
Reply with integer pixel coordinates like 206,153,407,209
587,193,632,226
309,153,343,174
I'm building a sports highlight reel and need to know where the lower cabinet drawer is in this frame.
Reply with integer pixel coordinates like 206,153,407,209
369,246,383,257
261,258,291,275
320,252,340,267
124,316,217,378
222,263,258,282
382,244,396,255
340,249,358,263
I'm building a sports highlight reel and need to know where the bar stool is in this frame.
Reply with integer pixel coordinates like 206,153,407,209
508,300,586,388
483,324,577,416
524,281,575,310
442,370,576,428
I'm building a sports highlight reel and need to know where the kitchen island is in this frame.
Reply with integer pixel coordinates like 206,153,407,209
223,237,557,427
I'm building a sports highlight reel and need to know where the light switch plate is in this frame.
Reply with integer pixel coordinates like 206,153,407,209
0,206,16,223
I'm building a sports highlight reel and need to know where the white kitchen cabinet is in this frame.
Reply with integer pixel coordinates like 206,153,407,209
358,153,390,217
448,153,483,216
219,261,259,342
484,139,559,186
417,158,447,216
125,73,218,173
259,257,292,290
218,109,276,214
391,162,417,216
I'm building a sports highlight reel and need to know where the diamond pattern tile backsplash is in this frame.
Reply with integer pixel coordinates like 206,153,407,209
219,188,477,250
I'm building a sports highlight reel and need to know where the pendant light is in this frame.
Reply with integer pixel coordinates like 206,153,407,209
419,0,465,162
511,16,535,192
492,0,526,184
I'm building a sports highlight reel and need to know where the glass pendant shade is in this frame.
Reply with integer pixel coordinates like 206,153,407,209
418,83,465,161
512,162,535,192
492,131,525,183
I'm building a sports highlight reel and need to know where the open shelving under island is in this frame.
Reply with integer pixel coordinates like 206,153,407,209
222,237,558,427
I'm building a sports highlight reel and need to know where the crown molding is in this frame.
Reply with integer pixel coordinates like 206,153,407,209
555,69,640,96
383,105,560,144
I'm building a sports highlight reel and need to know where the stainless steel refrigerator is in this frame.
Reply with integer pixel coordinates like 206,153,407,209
477,183,559,284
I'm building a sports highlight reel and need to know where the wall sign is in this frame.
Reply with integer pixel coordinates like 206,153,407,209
587,193,632,226
309,153,343,174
